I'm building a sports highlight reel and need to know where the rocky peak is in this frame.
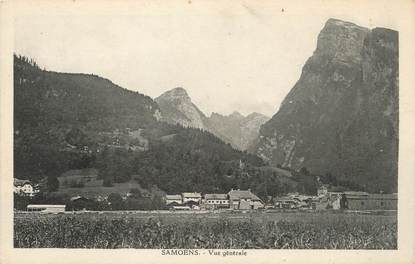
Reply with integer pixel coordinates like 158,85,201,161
245,112,268,120
155,87,207,130
253,19,398,193
210,112,225,119
228,111,245,120
157,87,191,102
314,18,369,65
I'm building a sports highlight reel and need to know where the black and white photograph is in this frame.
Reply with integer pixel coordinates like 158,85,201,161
1,0,414,263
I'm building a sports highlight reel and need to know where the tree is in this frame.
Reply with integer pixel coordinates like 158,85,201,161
299,167,310,176
107,193,124,210
294,167,318,195
129,188,141,199
151,194,166,210
103,178,113,187
14,193,31,210
46,175,59,192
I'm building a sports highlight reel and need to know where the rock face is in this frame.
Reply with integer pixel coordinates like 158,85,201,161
155,87,208,129
155,88,269,150
208,112,270,150
252,19,398,193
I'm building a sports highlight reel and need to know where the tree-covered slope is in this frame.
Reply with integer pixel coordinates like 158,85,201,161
14,55,161,182
14,55,161,132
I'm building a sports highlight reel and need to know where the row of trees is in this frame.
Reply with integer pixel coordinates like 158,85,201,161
319,172,365,191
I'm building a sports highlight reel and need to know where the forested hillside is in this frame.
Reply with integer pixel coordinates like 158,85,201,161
14,55,160,131
96,127,272,194
14,55,160,183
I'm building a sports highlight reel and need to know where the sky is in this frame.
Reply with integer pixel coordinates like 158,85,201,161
14,1,399,117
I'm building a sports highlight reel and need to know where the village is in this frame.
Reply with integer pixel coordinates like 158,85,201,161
14,178,397,213
164,186,397,212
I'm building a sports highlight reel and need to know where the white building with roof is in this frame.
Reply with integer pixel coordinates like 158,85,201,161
204,193,229,209
165,194,183,205
27,204,66,213
181,192,202,204
14,178,38,197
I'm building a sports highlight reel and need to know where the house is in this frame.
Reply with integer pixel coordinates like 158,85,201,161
165,194,183,205
27,204,66,213
326,192,344,210
317,185,329,197
311,195,330,210
228,189,264,210
274,198,298,209
68,196,94,211
293,195,314,209
141,192,152,198
344,192,397,211
14,178,38,197
181,192,202,204
204,194,229,209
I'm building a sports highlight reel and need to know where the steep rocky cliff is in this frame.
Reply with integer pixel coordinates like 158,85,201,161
155,87,209,129
252,19,398,193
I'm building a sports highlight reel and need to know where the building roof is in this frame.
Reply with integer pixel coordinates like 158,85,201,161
204,194,227,200
293,197,313,202
70,196,90,201
182,192,201,198
344,191,369,198
166,194,182,200
27,204,66,208
344,191,369,195
274,198,297,203
14,178,31,186
166,201,181,207
367,193,397,200
70,195,82,201
228,189,261,201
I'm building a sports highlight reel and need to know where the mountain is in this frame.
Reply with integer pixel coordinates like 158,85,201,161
155,87,208,129
14,55,164,181
252,19,398,193
15,56,290,198
155,88,269,150
14,56,161,132
207,112,270,150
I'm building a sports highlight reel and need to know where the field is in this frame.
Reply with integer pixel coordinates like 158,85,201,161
14,211,397,249
56,169,163,199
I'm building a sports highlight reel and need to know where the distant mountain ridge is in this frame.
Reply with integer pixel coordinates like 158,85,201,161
155,88,269,150
207,111,270,150
252,19,398,193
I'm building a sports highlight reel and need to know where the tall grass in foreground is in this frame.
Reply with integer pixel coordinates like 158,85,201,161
14,213,397,249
